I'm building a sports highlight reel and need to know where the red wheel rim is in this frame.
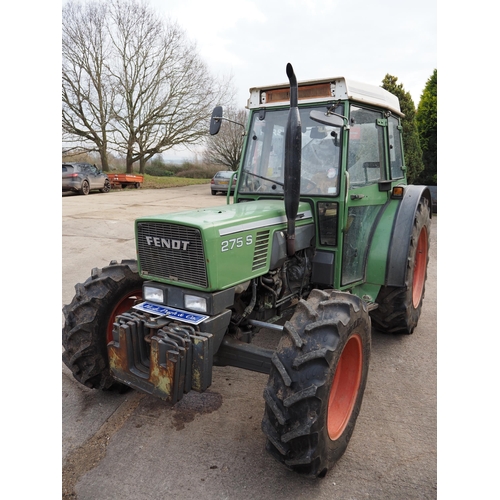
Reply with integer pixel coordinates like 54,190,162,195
412,227,428,308
327,334,363,441
106,289,142,343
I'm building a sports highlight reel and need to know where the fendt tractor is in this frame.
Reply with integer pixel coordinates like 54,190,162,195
63,64,431,478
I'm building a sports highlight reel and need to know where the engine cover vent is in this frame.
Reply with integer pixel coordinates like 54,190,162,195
252,230,270,271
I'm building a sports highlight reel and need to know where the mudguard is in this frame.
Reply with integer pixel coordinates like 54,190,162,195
385,185,431,287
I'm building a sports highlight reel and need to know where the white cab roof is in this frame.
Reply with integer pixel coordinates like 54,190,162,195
247,77,402,116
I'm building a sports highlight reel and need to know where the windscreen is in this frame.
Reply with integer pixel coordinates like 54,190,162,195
239,105,343,196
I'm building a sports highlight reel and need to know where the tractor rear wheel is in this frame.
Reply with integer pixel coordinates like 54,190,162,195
62,260,144,390
371,196,431,334
261,290,371,478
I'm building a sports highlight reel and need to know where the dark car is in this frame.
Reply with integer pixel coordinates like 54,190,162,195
62,163,111,195
427,185,437,213
210,170,237,195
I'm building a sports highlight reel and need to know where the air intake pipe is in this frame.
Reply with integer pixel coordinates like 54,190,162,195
284,63,302,256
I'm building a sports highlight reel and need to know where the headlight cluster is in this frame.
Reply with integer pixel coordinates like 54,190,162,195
143,285,207,313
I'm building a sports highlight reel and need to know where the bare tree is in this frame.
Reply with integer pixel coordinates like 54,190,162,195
202,108,247,171
62,0,234,173
62,0,115,171
108,0,233,173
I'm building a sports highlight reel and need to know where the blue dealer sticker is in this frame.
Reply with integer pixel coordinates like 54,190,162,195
133,302,209,325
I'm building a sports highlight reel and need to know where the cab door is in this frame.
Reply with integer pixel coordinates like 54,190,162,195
341,105,390,286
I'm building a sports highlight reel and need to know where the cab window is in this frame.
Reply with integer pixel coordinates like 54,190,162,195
388,116,404,179
347,106,386,188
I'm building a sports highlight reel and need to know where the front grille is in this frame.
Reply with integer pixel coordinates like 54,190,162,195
137,222,208,287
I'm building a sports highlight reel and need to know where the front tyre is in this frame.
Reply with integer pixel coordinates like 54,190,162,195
62,260,144,390
261,290,371,478
371,196,431,334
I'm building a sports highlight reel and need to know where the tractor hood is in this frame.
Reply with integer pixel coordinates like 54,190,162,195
135,200,314,291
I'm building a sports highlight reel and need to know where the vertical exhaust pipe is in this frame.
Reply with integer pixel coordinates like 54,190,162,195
284,63,301,256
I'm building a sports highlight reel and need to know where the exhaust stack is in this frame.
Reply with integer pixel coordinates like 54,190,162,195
284,63,302,256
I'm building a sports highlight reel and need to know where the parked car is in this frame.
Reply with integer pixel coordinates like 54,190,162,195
62,163,111,195
210,170,237,195
427,185,437,213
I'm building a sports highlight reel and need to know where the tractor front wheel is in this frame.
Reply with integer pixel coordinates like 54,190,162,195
261,289,371,478
62,260,144,390
371,196,431,334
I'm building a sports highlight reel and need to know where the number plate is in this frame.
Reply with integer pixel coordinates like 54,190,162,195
133,302,209,325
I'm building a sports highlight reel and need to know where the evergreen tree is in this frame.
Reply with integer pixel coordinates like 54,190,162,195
416,70,437,184
381,75,424,183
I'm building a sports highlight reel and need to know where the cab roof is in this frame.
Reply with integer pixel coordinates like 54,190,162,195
247,76,402,116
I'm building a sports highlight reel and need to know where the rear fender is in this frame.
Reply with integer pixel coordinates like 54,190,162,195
385,185,431,287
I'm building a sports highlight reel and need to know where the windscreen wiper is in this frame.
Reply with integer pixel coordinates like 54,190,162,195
245,171,284,187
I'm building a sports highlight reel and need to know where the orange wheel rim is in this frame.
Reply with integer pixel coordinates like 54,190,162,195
412,227,428,308
327,334,363,440
106,290,142,343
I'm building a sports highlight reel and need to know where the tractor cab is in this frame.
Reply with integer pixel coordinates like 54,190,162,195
212,74,422,299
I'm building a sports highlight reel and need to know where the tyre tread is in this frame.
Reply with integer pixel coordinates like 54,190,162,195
261,290,371,478
62,260,142,390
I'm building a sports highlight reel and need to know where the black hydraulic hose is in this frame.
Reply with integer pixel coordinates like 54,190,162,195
238,278,258,325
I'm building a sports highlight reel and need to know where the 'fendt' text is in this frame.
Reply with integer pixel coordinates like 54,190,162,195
145,236,190,250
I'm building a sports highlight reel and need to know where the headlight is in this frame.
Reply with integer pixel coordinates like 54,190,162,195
143,286,165,303
184,294,208,313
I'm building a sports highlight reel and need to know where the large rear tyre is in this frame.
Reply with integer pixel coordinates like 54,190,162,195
261,290,371,478
62,260,144,390
371,196,431,334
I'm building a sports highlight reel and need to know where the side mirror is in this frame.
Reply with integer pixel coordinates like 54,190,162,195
310,109,345,128
210,106,223,135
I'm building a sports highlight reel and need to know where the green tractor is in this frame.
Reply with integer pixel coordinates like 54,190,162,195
63,64,431,478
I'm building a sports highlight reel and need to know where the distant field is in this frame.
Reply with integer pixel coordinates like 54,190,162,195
142,175,210,189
